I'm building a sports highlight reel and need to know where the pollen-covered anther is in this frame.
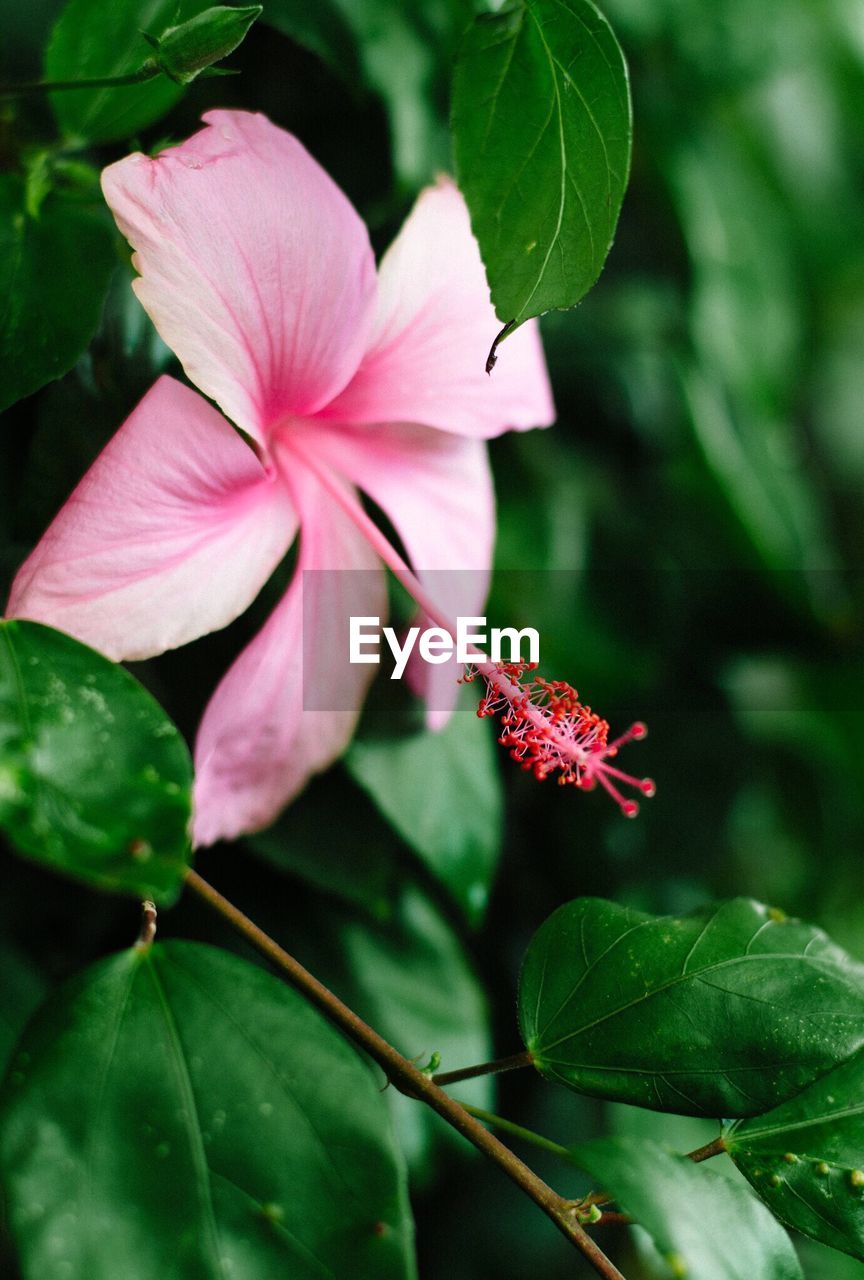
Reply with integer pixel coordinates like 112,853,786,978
471,662,654,817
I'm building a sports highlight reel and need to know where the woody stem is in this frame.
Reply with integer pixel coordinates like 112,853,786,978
184,868,628,1280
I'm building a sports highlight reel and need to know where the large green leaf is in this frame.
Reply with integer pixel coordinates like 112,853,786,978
570,1137,803,1280
726,1044,864,1261
0,940,416,1280
452,0,632,325
518,897,864,1116
0,620,191,902
0,177,115,414
346,695,503,924
45,0,212,143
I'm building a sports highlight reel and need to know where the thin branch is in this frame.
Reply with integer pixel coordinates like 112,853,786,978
184,868,628,1280
687,1136,727,1163
433,1050,533,1087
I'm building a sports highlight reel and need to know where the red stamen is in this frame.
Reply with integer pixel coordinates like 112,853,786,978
464,661,654,817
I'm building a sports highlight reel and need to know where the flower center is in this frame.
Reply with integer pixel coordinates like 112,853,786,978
275,433,654,816
464,661,655,817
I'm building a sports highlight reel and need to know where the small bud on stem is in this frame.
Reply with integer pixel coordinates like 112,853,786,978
135,900,157,950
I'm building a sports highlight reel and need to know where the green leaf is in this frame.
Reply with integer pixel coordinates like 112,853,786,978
346,694,503,924
148,4,261,84
569,1136,803,1280
452,0,632,324
0,177,115,414
0,940,416,1279
45,0,213,143
0,620,191,902
261,0,362,82
727,1044,864,1261
518,897,864,1116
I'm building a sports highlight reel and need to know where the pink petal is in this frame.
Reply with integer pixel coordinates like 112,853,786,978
323,178,556,439
193,467,386,845
101,111,377,446
292,417,494,728
7,377,297,660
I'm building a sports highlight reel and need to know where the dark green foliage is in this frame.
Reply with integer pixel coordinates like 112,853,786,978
0,941,416,1279
0,178,115,413
1,0,863,1276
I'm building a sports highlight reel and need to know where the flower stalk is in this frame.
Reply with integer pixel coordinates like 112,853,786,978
0,65,160,96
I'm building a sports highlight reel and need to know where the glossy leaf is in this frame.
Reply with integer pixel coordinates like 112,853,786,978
0,941,416,1280
0,620,191,902
0,178,115,414
570,1136,803,1280
452,0,632,324
346,697,503,924
45,0,211,143
727,1044,864,1261
518,897,864,1116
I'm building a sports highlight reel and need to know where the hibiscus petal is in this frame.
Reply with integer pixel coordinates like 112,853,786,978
293,417,494,727
101,110,377,446
7,376,297,661
323,177,555,439
193,468,386,846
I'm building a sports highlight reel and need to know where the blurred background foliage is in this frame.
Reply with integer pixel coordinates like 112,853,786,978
1,0,863,1275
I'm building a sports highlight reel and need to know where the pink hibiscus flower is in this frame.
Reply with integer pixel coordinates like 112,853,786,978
7,110,555,845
